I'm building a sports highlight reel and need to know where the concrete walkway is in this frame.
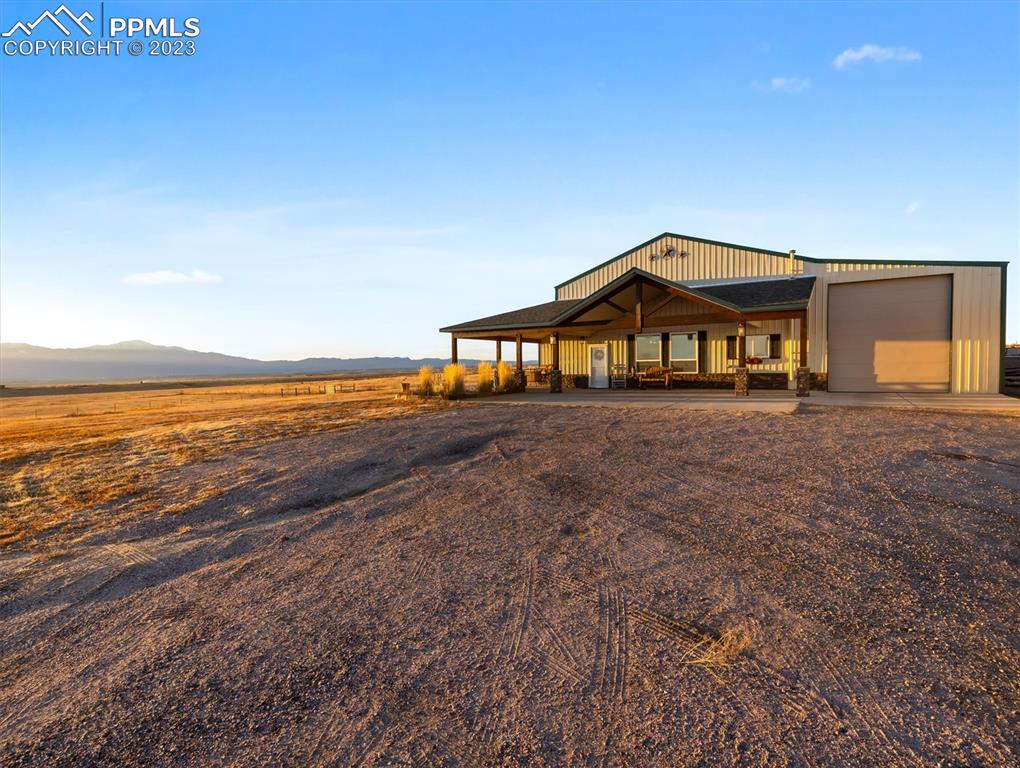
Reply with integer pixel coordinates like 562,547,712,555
487,388,1020,415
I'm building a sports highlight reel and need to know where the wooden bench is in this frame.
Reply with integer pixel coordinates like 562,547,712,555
637,366,672,389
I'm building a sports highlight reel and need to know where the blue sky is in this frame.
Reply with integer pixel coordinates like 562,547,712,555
1,0,1017,361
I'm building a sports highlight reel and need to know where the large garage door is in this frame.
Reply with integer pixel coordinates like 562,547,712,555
828,275,951,392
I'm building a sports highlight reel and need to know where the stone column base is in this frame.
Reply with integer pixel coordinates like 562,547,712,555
796,367,811,397
513,370,526,392
734,367,749,396
549,369,562,393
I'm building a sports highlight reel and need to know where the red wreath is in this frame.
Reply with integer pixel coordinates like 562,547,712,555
746,356,763,365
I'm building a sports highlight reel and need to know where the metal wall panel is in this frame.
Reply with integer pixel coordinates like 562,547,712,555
803,263,1002,394
554,235,796,301
539,319,793,378
549,240,1002,393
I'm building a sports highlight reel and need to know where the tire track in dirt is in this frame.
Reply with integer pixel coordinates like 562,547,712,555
506,556,535,661
408,553,433,582
308,706,387,768
607,458,928,765
102,541,160,567
627,591,923,767
0,558,127,660
533,606,585,686
812,653,925,767
614,591,629,703
0,580,169,739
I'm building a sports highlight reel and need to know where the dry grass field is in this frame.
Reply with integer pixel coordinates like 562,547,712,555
1,389,1018,766
0,374,446,553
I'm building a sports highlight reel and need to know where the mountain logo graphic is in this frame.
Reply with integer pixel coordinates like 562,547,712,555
1,4,94,37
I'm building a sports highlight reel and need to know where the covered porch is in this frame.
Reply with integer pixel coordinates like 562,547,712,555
441,268,816,396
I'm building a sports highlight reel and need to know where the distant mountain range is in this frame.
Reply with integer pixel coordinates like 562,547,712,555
0,341,508,384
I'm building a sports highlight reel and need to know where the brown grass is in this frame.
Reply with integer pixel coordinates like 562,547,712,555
0,373,448,551
679,626,753,682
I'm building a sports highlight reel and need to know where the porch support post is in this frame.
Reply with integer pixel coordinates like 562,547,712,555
515,333,525,392
796,314,810,397
451,334,458,365
635,277,644,332
549,332,562,393
495,340,502,364
735,319,749,397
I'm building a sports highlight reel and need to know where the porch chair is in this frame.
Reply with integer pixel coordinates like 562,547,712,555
611,364,629,389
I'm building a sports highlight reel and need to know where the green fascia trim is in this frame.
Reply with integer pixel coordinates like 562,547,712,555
797,255,1009,267
553,230,1010,293
1001,263,1009,394
440,319,569,333
741,302,810,314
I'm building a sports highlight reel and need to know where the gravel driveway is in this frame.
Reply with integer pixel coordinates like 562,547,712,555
1,404,1018,767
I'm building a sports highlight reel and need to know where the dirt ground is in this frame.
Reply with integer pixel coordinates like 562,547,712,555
1,403,1018,767
0,373,443,549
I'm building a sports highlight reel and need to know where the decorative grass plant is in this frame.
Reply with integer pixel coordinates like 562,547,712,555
442,363,466,399
496,360,515,393
417,365,434,397
477,362,494,394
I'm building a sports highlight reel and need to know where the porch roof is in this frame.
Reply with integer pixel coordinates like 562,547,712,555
439,299,580,333
440,269,815,333
692,275,816,312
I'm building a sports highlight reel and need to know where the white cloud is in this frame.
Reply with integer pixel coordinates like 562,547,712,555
834,44,921,70
122,269,223,286
769,77,810,93
752,77,810,93
905,200,921,215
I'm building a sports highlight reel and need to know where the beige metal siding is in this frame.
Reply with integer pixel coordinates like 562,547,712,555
803,262,1002,393
540,319,794,378
827,276,952,392
539,338,627,376
555,236,796,300
549,240,1001,393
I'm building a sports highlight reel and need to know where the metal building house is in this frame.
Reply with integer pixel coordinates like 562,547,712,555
441,233,1008,395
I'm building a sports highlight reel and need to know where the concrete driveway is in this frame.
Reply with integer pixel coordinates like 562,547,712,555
490,388,1020,414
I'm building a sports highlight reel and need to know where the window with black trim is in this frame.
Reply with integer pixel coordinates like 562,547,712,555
635,333,661,372
726,333,782,360
669,332,698,373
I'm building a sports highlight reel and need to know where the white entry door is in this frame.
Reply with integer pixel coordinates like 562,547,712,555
589,344,610,388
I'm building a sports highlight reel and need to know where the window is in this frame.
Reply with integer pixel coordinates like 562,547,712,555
670,332,698,373
746,334,771,359
726,333,781,360
635,333,661,372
